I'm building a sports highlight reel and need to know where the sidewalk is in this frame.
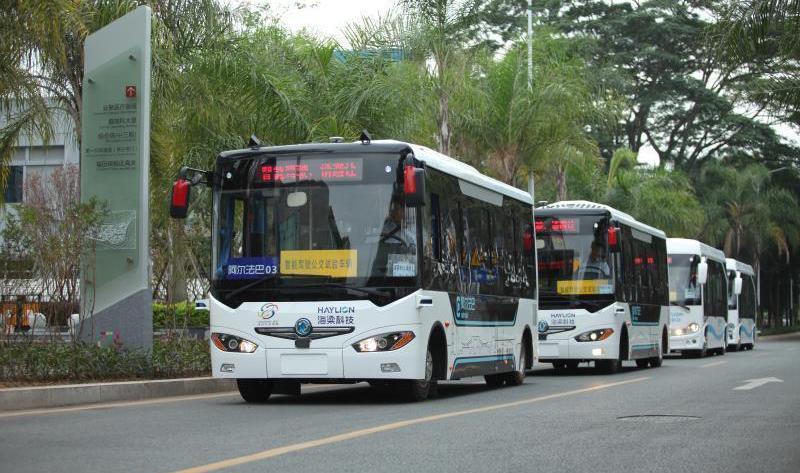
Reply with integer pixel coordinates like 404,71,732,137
0,377,235,411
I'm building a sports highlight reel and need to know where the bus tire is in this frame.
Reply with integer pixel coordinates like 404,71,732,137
401,348,435,402
505,342,528,386
565,360,579,370
635,359,649,369
237,379,273,403
484,374,505,387
597,358,621,374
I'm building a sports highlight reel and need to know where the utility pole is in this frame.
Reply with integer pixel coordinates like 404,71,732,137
527,0,533,90
527,0,535,199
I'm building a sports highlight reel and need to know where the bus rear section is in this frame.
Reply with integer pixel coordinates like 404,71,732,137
535,201,669,374
667,238,728,357
175,140,535,402
725,258,757,351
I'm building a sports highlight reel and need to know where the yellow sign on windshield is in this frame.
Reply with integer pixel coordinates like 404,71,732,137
557,279,613,295
280,250,358,278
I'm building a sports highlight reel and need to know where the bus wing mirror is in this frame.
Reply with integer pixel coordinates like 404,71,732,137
170,178,191,219
607,227,620,253
697,258,708,285
403,165,426,207
734,275,743,295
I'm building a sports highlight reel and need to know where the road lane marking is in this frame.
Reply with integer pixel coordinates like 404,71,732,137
172,377,650,473
733,377,783,391
0,384,341,420
700,360,727,368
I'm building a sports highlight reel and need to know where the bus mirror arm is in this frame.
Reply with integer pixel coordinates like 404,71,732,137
734,275,743,295
178,166,214,187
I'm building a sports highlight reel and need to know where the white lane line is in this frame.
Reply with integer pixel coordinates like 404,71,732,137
733,377,783,391
172,377,650,473
700,360,728,368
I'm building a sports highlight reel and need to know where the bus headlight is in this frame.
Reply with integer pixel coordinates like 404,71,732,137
353,332,415,352
687,323,700,333
574,328,614,342
212,333,258,353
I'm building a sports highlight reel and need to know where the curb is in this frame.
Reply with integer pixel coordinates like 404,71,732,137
0,377,236,411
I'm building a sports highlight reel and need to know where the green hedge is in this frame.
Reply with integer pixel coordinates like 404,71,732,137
153,301,209,329
0,337,210,382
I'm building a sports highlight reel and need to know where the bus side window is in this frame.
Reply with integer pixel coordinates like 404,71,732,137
431,193,441,260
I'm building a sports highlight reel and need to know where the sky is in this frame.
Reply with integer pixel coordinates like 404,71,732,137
231,0,399,44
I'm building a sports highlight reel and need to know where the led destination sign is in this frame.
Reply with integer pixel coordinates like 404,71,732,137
259,157,364,183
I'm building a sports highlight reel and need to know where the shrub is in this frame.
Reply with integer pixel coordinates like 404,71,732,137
0,338,210,383
152,301,209,329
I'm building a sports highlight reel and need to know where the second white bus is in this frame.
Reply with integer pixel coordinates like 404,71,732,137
667,238,728,357
535,201,669,373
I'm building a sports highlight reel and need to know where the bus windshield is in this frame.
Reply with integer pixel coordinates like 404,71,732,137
668,254,700,306
211,153,418,301
535,214,614,302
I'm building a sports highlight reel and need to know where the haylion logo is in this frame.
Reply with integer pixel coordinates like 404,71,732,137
538,319,549,333
258,303,278,320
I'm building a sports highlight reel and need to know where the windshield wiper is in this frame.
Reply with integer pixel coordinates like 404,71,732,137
225,278,390,301
225,274,278,300
293,282,390,298
670,302,690,311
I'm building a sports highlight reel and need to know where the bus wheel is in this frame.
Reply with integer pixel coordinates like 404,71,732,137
484,374,505,387
504,343,528,386
597,359,621,374
401,349,436,402
237,379,273,403
635,359,649,369
564,360,579,370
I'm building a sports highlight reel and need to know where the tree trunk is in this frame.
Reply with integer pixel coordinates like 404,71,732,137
437,92,450,156
555,164,567,201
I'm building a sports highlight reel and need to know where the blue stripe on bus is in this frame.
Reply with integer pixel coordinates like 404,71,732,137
631,343,658,349
740,325,754,337
453,354,515,365
631,322,660,326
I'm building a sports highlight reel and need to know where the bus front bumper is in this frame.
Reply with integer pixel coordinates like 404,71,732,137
538,335,618,361
669,333,703,352
211,331,426,381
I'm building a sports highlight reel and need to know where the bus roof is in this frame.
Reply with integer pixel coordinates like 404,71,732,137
726,258,755,277
216,139,533,205
537,200,667,239
667,238,726,264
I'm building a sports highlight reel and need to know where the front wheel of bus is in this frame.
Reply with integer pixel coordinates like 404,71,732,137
237,379,273,403
402,349,436,402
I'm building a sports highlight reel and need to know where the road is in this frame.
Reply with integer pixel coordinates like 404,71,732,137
1,334,798,473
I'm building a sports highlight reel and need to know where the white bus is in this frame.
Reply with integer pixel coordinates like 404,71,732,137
726,258,757,351
170,138,536,402
535,201,669,373
667,238,728,357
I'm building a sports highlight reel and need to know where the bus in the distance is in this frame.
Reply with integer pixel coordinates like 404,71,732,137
667,238,728,357
726,258,757,351
170,137,536,402
535,201,669,373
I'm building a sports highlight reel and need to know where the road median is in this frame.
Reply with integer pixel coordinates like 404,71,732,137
0,377,235,411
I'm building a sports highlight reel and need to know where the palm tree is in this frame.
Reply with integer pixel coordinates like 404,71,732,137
714,0,800,124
